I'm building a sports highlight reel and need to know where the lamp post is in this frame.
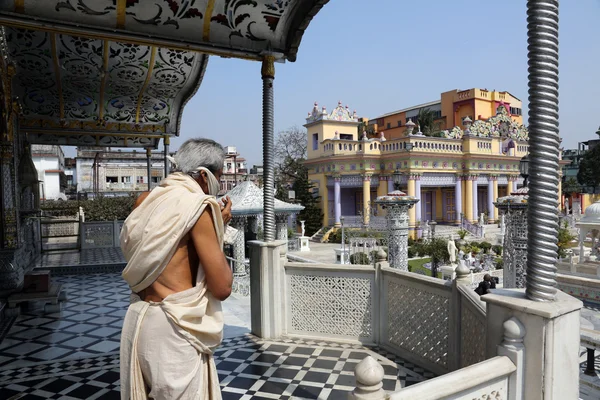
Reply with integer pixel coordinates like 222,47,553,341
519,154,530,188
393,169,402,191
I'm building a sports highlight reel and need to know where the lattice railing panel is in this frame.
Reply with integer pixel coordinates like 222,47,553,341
386,276,450,369
288,273,373,339
460,301,486,367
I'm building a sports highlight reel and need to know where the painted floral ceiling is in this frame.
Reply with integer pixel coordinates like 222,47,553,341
0,0,329,61
2,27,208,148
0,1,329,147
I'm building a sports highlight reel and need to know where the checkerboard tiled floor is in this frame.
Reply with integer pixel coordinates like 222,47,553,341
33,248,126,270
0,272,435,399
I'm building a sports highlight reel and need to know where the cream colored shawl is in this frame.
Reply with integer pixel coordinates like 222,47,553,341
120,172,224,292
119,173,225,400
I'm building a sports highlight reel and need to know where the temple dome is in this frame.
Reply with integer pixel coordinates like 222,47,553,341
581,200,600,224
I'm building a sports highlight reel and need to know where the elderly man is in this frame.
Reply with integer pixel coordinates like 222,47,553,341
120,138,233,400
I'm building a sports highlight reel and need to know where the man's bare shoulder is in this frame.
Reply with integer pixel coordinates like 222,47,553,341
134,191,151,209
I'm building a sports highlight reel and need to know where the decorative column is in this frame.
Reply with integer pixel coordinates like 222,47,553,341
375,190,419,270
415,174,422,223
407,175,416,229
465,175,473,223
455,175,463,224
362,173,372,225
472,175,479,221
145,147,152,191
334,174,341,227
231,216,247,275
163,135,170,178
487,177,495,223
495,189,529,288
492,176,499,222
275,214,288,241
261,54,276,242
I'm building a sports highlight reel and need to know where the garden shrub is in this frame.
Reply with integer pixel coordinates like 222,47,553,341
479,241,492,253
350,252,370,265
407,247,417,258
495,258,504,269
41,195,136,221
492,245,503,256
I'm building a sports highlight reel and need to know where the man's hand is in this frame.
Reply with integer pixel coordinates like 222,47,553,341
220,196,232,225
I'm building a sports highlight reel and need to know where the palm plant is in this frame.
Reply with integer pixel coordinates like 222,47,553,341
415,108,443,136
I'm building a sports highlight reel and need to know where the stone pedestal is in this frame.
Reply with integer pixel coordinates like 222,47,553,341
299,236,310,252
334,248,349,264
248,240,287,339
483,289,582,400
374,190,419,271
441,264,456,281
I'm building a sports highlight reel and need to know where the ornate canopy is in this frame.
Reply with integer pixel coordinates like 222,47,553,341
224,181,304,216
0,1,329,62
0,1,330,148
1,27,207,148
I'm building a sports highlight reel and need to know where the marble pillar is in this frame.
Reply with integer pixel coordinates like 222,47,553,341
386,204,412,270
362,173,372,225
275,214,288,242
334,176,341,227
231,216,247,275
455,176,462,224
472,176,479,222
487,179,494,223
492,177,499,222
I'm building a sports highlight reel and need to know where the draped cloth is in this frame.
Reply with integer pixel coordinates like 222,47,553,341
119,173,225,400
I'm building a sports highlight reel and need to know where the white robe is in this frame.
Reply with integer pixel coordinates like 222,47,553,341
119,173,225,400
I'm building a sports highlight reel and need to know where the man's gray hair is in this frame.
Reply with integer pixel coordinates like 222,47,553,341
173,138,225,174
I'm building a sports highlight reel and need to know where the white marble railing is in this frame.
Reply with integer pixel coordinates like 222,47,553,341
381,267,452,374
80,220,124,249
284,263,376,342
387,356,515,400
456,283,487,368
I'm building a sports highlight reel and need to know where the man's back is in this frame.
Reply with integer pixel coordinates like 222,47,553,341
132,190,232,303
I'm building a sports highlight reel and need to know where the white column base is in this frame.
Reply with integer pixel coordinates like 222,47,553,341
483,289,582,400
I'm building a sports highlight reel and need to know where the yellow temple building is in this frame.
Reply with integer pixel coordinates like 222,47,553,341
304,88,542,231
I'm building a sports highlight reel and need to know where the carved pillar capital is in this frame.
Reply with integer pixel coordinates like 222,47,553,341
261,55,275,79
362,173,372,182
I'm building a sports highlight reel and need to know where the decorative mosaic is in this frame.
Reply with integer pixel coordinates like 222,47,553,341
385,277,450,370
288,273,373,339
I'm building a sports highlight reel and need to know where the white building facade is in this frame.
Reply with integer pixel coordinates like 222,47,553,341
76,147,166,197
31,145,67,200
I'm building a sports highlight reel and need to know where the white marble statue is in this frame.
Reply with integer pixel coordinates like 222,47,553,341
466,251,475,268
479,213,485,226
300,220,306,237
79,206,85,223
447,239,457,264
565,202,570,215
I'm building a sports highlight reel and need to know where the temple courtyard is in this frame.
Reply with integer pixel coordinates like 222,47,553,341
0,252,438,399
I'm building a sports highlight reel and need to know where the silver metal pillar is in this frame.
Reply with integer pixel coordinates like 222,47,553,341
146,148,152,192
163,135,170,178
262,55,276,242
525,0,560,302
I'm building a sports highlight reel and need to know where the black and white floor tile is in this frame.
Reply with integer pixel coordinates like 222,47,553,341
0,272,437,399
33,249,126,272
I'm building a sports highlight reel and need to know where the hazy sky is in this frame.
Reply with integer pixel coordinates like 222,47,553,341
69,1,600,164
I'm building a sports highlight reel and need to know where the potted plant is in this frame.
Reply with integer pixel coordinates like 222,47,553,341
456,228,468,246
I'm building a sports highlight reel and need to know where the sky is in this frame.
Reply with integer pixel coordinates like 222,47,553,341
67,0,600,164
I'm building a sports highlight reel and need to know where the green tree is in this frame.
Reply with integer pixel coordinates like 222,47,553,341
562,177,581,197
557,221,576,258
426,238,451,278
577,145,600,193
292,167,323,236
415,108,443,137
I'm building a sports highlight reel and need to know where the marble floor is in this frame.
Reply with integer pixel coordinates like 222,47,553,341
0,273,434,399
